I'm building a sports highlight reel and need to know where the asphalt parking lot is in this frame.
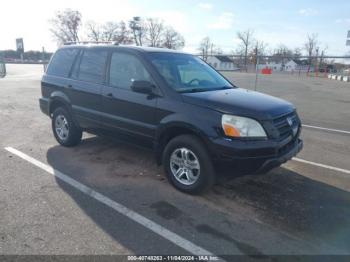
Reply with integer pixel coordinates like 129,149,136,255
0,64,350,257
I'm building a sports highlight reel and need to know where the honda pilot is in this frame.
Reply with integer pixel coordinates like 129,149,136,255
39,44,303,194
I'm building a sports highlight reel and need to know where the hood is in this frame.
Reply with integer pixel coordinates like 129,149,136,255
182,88,295,120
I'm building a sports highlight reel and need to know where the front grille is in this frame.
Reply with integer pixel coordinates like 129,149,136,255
273,111,299,141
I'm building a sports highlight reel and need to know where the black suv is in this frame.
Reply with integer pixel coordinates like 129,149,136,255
39,44,302,194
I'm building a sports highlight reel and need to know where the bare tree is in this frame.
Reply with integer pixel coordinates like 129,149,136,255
237,30,254,71
86,21,102,41
293,48,302,59
86,21,118,42
304,34,318,63
144,18,164,47
101,22,119,41
255,40,268,55
162,27,185,49
50,9,82,45
86,21,133,44
271,44,293,65
114,21,133,44
198,37,213,61
214,47,223,55
304,34,318,56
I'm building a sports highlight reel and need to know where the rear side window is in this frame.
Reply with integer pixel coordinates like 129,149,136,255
46,48,79,77
78,49,108,84
109,52,151,90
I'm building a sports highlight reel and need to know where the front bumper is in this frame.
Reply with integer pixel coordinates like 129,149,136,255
209,135,303,174
255,138,303,174
39,98,50,116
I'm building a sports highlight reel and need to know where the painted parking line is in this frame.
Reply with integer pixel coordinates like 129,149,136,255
4,147,216,257
293,157,350,175
302,124,350,135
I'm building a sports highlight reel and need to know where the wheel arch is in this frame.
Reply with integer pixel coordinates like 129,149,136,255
155,122,211,165
48,91,72,117
48,93,80,128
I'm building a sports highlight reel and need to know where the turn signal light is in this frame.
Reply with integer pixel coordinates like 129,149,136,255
223,124,240,137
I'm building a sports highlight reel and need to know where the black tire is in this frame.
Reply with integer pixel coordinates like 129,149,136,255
52,107,82,147
162,134,215,194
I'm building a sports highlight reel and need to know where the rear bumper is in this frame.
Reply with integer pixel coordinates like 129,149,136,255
39,98,50,116
209,135,303,174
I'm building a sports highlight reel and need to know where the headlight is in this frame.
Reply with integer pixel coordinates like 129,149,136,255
221,114,267,138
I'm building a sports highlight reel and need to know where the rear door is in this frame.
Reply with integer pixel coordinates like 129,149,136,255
69,48,108,129
101,51,158,143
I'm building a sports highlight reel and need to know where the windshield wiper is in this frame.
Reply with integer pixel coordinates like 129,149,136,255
179,86,233,93
178,85,234,93
178,88,209,93
217,86,232,90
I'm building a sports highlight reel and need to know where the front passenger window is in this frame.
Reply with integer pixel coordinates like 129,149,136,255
109,52,151,90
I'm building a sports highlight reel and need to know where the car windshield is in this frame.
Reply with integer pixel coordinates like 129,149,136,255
149,52,234,93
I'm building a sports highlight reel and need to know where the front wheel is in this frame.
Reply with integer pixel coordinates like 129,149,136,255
162,135,215,194
52,107,82,147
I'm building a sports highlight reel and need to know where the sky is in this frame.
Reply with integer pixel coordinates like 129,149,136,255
1,0,350,55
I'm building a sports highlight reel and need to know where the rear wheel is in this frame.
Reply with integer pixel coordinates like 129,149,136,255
163,135,215,194
52,107,82,147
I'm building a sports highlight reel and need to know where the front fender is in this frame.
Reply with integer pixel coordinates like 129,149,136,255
156,112,220,140
154,112,221,165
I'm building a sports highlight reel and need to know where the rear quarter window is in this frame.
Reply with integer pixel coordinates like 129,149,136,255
46,48,79,77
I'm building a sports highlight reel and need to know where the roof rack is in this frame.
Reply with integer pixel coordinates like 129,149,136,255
63,41,118,46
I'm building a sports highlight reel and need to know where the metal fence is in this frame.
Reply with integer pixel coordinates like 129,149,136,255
198,54,350,78
195,53,350,91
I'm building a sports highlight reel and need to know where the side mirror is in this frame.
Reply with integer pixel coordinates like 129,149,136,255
130,80,154,94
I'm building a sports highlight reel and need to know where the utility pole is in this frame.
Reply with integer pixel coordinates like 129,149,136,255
130,17,142,46
16,38,24,62
42,47,47,72
315,47,319,77
254,52,259,91
0,52,6,78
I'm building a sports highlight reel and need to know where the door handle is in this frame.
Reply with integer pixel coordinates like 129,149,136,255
66,84,73,89
105,93,114,98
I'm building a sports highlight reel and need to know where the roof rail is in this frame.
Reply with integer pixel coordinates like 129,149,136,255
63,41,118,46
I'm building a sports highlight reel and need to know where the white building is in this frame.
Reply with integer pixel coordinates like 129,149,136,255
257,62,283,71
206,56,238,71
285,60,312,72
258,59,313,72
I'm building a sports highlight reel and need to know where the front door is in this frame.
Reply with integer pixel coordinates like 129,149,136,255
101,51,158,144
